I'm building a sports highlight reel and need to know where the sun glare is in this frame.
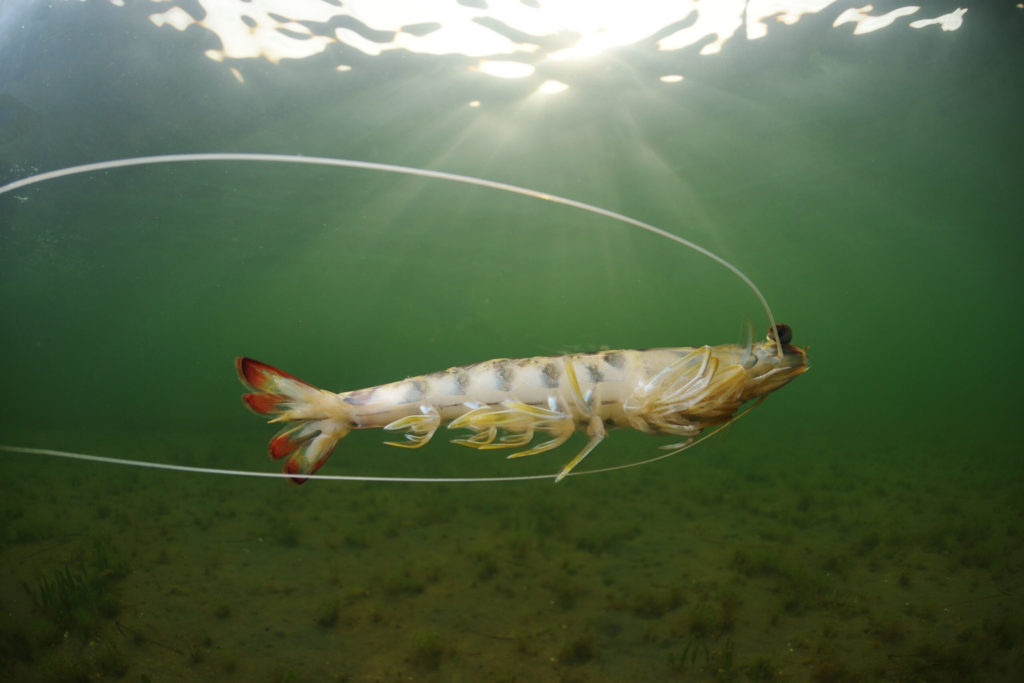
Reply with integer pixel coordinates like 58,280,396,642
121,0,967,82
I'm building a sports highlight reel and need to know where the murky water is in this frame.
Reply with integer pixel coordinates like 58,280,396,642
1,2,1021,680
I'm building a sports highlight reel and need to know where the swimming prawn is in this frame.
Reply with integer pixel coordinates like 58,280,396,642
0,153,809,483
237,325,807,483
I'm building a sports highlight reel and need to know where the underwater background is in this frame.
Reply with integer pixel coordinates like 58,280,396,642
1,1,1022,680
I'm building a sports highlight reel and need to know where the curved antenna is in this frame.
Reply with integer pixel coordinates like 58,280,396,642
0,153,784,481
0,153,781,354
0,405,745,482
0,400,757,482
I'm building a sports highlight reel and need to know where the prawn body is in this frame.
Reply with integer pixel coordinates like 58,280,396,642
0,154,809,483
237,327,808,483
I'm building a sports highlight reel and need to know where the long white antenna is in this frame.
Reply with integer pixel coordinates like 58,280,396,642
0,153,781,350
1,153,783,480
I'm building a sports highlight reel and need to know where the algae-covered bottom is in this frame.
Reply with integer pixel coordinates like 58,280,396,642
1,427,1020,682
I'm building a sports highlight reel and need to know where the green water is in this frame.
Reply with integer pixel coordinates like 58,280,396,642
1,2,1022,681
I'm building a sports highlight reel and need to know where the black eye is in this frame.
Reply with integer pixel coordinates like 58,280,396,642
768,324,793,345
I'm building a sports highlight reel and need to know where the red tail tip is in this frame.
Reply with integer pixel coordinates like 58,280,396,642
242,392,282,416
284,458,310,485
269,429,304,459
236,357,311,392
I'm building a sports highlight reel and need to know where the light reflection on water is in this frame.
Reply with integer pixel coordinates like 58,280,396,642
133,0,966,87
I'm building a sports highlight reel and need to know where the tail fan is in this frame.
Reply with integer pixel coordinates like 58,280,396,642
236,358,350,483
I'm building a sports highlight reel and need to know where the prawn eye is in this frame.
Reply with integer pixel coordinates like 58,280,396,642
768,324,793,345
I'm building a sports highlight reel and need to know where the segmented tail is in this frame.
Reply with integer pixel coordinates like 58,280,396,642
236,358,351,483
